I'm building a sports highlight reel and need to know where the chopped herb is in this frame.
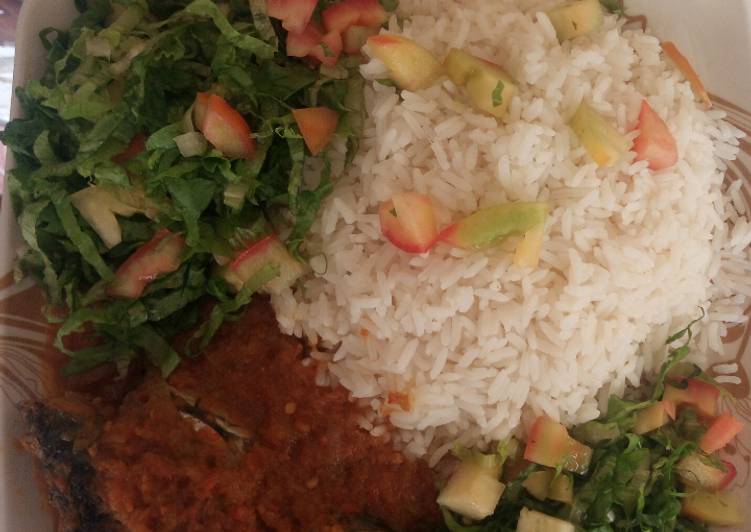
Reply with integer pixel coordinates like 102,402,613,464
600,0,625,15
379,0,399,12
491,81,504,107
376,78,397,87
321,42,333,57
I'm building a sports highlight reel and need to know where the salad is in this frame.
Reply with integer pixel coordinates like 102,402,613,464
439,316,746,531
1,0,392,376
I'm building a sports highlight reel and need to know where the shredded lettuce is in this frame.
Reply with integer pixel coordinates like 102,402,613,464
599,0,625,15
442,317,713,531
2,0,365,376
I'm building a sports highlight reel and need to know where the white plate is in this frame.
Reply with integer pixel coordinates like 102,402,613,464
1,1,750,530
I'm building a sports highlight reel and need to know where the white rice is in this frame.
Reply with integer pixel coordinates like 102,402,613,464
272,0,751,461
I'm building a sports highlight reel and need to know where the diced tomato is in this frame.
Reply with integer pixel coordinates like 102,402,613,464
663,378,720,418
193,92,210,130
367,34,444,92
308,30,343,67
378,192,439,254
718,460,737,490
523,416,592,475
346,0,388,28
286,24,343,66
109,229,185,299
700,413,744,454
661,41,712,108
322,2,360,33
293,107,339,156
387,391,411,411
112,133,147,165
223,235,306,294
439,202,548,251
266,0,317,34
633,99,678,171
286,24,323,57
200,94,256,160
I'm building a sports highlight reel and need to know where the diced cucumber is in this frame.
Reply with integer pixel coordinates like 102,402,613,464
516,508,575,532
522,470,553,500
546,0,604,42
445,48,517,118
514,223,546,268
549,473,574,504
71,186,142,249
437,462,506,521
569,102,630,167
633,401,670,435
681,490,744,527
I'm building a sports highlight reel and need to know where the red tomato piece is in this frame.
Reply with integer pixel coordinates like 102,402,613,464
346,0,388,28
292,107,339,156
193,92,210,130
633,99,678,171
308,30,343,67
223,235,305,294
322,2,360,33
286,24,323,57
109,229,185,299
664,378,720,418
700,413,744,454
718,460,737,491
266,0,317,34
523,416,592,474
201,94,256,160
112,133,147,165
378,192,439,254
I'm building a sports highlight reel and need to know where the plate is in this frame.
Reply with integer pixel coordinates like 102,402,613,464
0,1,749,530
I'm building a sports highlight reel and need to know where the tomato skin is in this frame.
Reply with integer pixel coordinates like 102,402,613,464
292,107,339,156
266,0,317,34
633,99,678,171
717,460,737,491
322,2,360,33
699,412,744,454
112,133,147,165
109,229,185,299
523,416,592,474
378,193,439,254
346,0,387,27
286,24,323,57
200,94,256,160
222,235,306,294
193,92,210,129
308,30,343,67
664,378,720,418
229,236,276,272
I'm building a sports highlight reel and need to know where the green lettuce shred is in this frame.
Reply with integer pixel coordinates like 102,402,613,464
2,0,366,376
442,316,714,532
